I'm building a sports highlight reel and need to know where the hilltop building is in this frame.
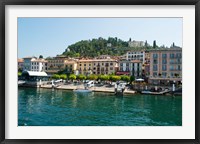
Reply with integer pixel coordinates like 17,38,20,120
128,40,145,47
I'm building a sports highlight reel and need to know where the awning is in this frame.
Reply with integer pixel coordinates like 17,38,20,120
116,71,130,75
135,78,144,81
22,71,48,76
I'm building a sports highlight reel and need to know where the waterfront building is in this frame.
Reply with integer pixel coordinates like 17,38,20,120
149,47,182,84
77,58,118,75
126,50,145,64
77,59,93,75
131,60,143,78
18,58,24,71
31,59,48,72
116,60,142,78
117,60,131,75
64,60,78,74
92,59,118,75
46,56,68,74
23,57,37,71
21,71,49,87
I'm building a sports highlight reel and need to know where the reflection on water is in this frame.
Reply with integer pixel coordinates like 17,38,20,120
18,87,182,126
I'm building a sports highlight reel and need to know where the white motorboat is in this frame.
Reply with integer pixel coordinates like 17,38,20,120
73,89,93,93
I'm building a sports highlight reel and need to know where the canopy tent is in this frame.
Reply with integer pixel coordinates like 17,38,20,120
135,78,144,82
22,71,48,77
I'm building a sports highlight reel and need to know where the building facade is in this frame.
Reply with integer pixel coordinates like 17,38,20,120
23,57,37,71
149,48,182,78
126,50,145,64
47,56,68,74
117,60,142,78
77,59,118,75
64,60,78,74
128,40,145,47
31,59,48,72
18,58,24,71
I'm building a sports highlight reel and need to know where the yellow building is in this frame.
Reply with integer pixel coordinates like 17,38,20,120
47,56,78,74
64,60,78,74
77,59,118,75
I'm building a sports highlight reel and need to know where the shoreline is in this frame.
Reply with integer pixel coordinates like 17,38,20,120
19,84,182,96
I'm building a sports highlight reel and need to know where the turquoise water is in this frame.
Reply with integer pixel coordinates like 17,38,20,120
18,87,182,126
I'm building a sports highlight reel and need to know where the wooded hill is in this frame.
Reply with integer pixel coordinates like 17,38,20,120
61,37,165,58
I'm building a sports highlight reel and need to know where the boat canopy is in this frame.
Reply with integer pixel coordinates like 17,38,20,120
22,71,48,77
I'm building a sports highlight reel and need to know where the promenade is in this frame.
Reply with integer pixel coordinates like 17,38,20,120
40,84,136,94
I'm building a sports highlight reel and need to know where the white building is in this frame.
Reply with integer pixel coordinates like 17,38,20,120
126,50,145,64
128,40,145,47
23,57,36,71
31,59,48,72
23,57,47,72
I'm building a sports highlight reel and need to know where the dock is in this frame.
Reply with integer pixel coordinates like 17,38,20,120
40,84,136,94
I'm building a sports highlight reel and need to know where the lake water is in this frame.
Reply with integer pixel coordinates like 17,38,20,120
18,87,182,126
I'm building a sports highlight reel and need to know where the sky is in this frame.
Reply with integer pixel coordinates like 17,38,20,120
18,18,182,58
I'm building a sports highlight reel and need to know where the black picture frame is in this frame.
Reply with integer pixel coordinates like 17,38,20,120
0,0,199,143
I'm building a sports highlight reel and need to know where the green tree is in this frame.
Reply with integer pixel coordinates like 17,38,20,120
110,75,121,82
69,74,76,80
18,72,22,76
153,40,157,48
39,55,43,59
120,75,130,82
52,74,60,79
130,75,135,82
87,74,98,80
60,74,67,80
77,74,86,80
98,75,110,81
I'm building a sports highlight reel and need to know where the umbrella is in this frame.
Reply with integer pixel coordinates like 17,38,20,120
135,78,144,82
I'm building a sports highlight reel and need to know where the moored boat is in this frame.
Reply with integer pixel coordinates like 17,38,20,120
73,89,93,93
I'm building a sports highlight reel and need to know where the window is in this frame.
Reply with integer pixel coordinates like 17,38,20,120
162,53,167,58
170,53,175,58
79,64,81,66
153,59,158,64
178,65,181,70
102,63,104,66
110,63,113,65
153,53,158,58
153,65,157,71
84,64,86,66
177,58,182,64
162,65,167,71
110,67,113,70
162,59,167,64
170,65,174,70
162,72,167,77
153,72,157,77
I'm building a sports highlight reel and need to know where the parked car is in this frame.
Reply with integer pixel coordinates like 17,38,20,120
86,81,95,88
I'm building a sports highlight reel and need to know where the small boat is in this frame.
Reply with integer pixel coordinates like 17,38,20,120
18,80,26,86
73,89,93,93
141,89,171,95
